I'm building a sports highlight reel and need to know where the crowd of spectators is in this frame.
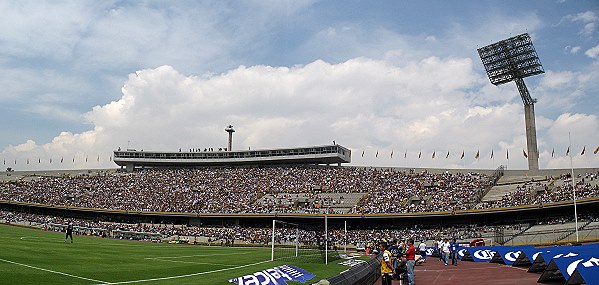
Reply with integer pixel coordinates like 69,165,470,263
0,167,490,214
0,210,485,246
348,171,487,214
0,167,598,215
3,209,599,249
475,171,599,209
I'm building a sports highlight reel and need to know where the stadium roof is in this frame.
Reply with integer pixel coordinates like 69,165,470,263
113,144,351,170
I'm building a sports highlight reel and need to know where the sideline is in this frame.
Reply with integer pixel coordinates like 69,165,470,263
0,258,109,284
94,260,272,284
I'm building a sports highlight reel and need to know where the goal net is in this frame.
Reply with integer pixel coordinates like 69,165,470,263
270,218,340,264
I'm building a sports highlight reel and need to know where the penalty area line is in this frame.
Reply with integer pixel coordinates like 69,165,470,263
94,259,272,285
0,258,109,284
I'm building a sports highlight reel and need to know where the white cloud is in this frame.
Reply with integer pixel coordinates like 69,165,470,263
3,57,597,171
1,2,598,172
585,45,599,59
540,70,576,89
545,113,599,168
561,10,599,37
565,45,581,54
571,11,599,23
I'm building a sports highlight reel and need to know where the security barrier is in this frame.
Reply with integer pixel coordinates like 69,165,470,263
326,255,381,285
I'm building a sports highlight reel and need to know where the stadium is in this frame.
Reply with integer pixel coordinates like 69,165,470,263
2,139,599,284
2,33,599,285
2,4,599,282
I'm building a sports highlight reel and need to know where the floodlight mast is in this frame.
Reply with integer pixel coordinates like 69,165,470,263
478,33,544,171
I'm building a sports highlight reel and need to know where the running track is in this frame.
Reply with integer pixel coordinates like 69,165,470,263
374,258,564,285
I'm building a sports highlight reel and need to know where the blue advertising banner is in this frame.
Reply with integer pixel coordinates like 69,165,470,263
529,246,580,273
512,247,552,267
490,245,534,265
457,247,467,260
461,246,497,262
529,244,599,273
539,254,599,283
228,265,315,285
566,257,599,285
425,246,436,256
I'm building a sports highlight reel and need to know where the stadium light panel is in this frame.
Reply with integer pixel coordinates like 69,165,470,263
477,33,544,86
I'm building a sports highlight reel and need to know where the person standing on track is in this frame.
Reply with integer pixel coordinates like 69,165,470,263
379,241,394,285
405,238,416,285
450,238,459,266
65,223,73,243
418,240,427,263
441,238,450,265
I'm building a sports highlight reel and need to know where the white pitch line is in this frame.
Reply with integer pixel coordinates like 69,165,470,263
94,260,272,285
0,258,109,284
144,251,251,259
144,258,233,267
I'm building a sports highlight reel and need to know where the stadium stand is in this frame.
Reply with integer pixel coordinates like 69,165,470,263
2,166,599,251
1,167,597,214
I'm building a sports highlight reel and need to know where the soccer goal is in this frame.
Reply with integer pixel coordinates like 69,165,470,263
270,217,340,264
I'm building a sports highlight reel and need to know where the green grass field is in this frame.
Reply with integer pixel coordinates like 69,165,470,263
0,224,350,285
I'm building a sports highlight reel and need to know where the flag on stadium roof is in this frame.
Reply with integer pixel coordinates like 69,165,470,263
566,146,570,156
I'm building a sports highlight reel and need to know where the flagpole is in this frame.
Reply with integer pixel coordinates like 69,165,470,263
569,132,579,242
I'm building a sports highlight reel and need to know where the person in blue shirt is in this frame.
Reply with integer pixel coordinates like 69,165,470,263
450,238,459,266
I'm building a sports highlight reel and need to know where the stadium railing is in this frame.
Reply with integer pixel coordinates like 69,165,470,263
325,255,381,285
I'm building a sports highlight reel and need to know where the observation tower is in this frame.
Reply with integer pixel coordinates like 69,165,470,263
225,125,235,151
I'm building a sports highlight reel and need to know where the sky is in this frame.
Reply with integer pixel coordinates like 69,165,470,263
1,0,598,171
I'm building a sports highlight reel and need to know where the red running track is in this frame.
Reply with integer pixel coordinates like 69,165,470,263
373,258,564,285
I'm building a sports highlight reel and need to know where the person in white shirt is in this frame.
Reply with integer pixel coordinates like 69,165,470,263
418,240,427,262
441,238,451,265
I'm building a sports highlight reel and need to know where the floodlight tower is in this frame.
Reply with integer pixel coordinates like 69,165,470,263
225,125,235,151
478,33,545,171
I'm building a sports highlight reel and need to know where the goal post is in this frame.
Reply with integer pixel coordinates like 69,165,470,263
270,216,340,264
271,219,300,261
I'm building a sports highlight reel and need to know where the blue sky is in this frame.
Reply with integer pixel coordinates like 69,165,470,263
1,0,598,171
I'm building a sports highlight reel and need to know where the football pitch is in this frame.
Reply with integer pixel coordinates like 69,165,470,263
0,224,349,285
